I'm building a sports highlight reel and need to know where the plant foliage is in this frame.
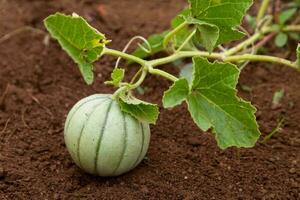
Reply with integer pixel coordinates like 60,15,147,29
163,58,260,149
44,0,300,149
44,13,110,84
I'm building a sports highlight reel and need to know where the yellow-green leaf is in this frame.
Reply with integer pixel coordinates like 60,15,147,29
44,13,110,84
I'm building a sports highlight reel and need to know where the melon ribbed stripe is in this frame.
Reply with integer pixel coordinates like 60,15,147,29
112,112,128,175
65,96,108,135
94,100,113,174
77,99,109,168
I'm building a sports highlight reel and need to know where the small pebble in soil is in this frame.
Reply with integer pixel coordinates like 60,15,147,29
140,185,149,194
289,168,296,174
15,149,25,156
187,136,201,146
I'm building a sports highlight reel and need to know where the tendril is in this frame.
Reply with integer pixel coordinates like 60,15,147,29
115,36,152,69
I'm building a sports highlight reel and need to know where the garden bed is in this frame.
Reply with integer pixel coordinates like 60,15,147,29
0,0,299,199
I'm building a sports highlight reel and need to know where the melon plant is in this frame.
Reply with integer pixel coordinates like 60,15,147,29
44,0,300,176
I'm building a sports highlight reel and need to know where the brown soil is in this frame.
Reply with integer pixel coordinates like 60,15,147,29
0,0,299,199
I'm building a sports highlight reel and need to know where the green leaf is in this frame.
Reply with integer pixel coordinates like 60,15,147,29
163,78,189,108
188,0,252,44
275,32,288,47
131,9,195,60
171,10,196,50
118,96,159,124
182,16,219,52
105,68,125,87
272,89,285,106
279,8,297,25
187,57,260,149
296,44,300,67
44,13,110,84
131,31,169,61
188,0,210,17
289,32,300,41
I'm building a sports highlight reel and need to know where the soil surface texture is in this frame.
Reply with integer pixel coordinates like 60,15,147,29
0,0,299,199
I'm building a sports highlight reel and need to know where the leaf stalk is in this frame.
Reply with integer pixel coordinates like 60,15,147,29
256,0,271,23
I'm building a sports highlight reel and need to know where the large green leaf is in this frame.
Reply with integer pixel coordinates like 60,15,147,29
44,13,110,84
119,96,159,124
187,57,260,149
188,0,210,17
163,78,189,108
188,0,252,44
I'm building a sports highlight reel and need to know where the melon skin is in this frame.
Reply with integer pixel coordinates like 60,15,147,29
64,94,150,177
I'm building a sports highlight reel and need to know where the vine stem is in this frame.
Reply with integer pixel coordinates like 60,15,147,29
104,48,178,89
176,29,196,52
112,67,148,99
224,25,278,56
163,22,188,49
224,54,298,70
283,25,300,32
149,51,221,66
224,32,262,56
149,51,298,70
103,48,147,66
104,21,300,92
148,67,178,82
256,0,270,23
104,47,299,83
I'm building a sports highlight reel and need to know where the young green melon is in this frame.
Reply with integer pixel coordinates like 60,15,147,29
64,94,150,177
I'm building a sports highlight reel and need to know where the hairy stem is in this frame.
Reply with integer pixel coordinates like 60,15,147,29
148,67,178,82
112,67,148,99
224,54,298,69
149,51,221,67
149,51,298,70
104,48,147,66
105,21,300,95
176,29,196,52
224,32,263,56
163,22,187,49
283,25,300,32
